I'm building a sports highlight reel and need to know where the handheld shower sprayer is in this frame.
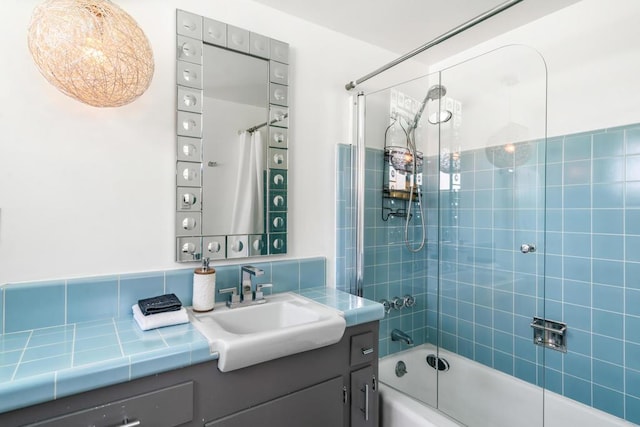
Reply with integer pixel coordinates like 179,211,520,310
409,84,447,133
427,84,447,101
402,84,448,253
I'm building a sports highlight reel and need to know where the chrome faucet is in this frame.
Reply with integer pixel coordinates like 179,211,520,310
218,266,273,308
241,265,266,302
391,329,414,346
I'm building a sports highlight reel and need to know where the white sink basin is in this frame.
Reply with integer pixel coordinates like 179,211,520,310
188,292,346,372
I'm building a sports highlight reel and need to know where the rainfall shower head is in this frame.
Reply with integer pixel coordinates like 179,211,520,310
410,84,448,132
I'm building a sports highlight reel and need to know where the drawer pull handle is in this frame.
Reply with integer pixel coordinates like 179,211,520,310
361,347,374,355
111,420,141,427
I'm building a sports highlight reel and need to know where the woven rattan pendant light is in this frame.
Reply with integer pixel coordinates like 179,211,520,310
27,0,154,108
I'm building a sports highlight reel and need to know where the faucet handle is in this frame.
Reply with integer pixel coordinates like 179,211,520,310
219,287,241,307
255,283,273,301
219,287,237,295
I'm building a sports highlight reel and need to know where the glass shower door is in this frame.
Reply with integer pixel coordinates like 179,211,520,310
433,45,548,426
356,44,547,427
361,71,442,409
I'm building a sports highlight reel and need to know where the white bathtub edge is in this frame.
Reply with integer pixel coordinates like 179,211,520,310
379,383,463,427
378,344,635,427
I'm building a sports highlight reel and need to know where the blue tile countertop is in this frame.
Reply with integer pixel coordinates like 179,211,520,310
0,287,383,414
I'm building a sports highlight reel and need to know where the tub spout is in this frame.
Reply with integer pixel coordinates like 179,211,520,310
391,329,414,345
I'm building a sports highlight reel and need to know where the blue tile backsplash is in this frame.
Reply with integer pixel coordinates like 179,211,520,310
1,257,326,334
67,276,119,324
4,281,66,333
336,122,640,424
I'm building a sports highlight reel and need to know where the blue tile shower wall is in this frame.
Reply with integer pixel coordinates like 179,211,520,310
0,257,326,334
539,124,640,422
336,144,436,357
336,122,640,424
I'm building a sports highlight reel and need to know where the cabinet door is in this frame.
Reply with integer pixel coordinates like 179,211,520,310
29,382,193,427
351,366,378,427
206,376,345,427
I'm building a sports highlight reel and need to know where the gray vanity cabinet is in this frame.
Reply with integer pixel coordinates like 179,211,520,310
0,321,379,427
201,321,379,427
205,376,344,426
26,382,194,427
349,331,378,427
351,366,377,427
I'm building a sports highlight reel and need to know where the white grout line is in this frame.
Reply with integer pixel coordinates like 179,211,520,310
163,271,167,294
70,324,76,368
64,280,68,326
157,328,169,347
116,276,121,318
112,318,125,359
11,330,33,381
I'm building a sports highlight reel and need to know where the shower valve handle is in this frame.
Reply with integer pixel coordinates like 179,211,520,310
403,294,416,308
391,296,405,310
379,299,391,314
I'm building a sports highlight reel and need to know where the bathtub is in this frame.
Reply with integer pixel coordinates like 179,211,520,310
379,344,634,427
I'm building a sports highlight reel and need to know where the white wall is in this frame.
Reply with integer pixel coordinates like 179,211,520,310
429,0,640,138
0,0,422,284
360,0,640,156
3,0,638,286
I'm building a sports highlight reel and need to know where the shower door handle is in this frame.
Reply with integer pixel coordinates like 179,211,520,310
520,243,536,254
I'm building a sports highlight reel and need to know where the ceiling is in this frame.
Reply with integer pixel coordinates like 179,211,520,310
252,0,580,62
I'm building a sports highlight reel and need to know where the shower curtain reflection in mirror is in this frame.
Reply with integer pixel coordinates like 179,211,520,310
200,42,269,239
231,130,265,234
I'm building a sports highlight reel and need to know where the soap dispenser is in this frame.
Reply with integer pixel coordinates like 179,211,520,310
193,258,216,312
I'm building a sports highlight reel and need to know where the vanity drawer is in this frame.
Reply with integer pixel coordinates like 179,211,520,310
350,332,375,366
29,382,193,427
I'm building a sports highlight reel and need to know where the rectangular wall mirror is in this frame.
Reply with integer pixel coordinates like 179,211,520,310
175,10,290,262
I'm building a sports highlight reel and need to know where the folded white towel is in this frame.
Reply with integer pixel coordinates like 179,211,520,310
132,304,189,331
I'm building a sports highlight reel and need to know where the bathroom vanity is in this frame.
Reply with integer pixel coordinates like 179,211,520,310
0,321,379,427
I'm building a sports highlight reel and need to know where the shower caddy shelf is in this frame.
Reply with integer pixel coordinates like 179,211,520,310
381,146,423,221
